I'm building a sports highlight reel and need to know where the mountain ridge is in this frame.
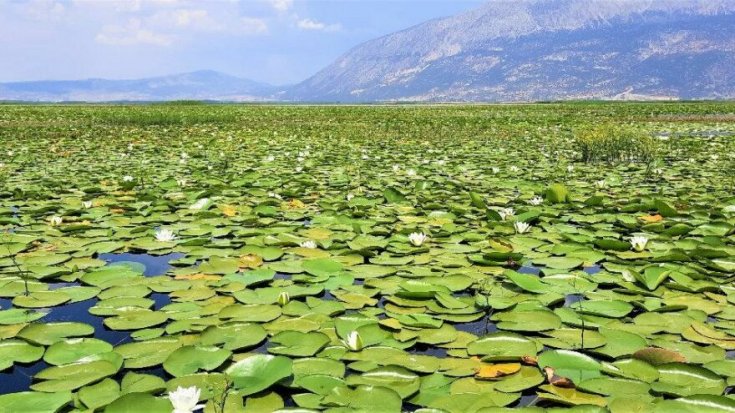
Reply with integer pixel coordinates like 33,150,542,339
287,0,735,101
0,70,280,102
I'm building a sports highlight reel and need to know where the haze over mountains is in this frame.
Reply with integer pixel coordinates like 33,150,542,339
3,0,734,102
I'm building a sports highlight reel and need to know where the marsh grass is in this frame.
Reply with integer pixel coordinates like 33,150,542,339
574,124,659,164
89,106,240,126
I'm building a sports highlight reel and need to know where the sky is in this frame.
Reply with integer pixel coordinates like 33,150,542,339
0,0,486,85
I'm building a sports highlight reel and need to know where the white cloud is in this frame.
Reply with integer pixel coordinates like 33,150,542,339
95,18,173,46
296,18,341,32
24,0,66,21
268,0,293,12
240,17,269,34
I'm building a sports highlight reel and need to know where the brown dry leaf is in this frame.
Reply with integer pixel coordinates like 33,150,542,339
543,367,575,388
221,204,238,217
521,355,538,366
475,363,521,380
175,273,222,281
239,254,263,269
110,208,125,214
633,347,686,365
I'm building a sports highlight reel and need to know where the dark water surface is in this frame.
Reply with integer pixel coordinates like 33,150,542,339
0,253,180,394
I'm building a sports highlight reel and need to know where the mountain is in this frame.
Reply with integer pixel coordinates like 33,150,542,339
0,70,279,102
287,0,735,102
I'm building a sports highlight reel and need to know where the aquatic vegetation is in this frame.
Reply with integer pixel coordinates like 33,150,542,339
0,102,734,412
168,385,204,413
408,232,428,247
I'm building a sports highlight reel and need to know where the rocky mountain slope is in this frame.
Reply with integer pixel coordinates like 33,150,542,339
287,0,735,101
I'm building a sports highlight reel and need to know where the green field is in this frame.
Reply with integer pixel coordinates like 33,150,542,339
1,102,735,412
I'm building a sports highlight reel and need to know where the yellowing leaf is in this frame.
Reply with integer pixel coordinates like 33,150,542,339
282,199,305,210
639,214,663,223
221,204,238,217
302,227,333,240
175,273,222,281
238,254,263,269
475,362,521,380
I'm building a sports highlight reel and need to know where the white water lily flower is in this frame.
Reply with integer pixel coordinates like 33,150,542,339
491,167,500,174
7,151,13,157
189,198,209,210
630,235,649,252
180,152,189,159
529,196,543,206
514,221,530,234
122,175,134,182
654,168,663,175
567,165,574,172
509,166,519,173
82,201,93,209
342,331,363,352
168,386,205,413
362,154,369,160
300,240,317,249
392,164,400,172
346,193,354,201
49,216,63,226
498,208,515,221
406,169,417,176
268,192,283,200
408,232,428,247
595,180,606,188
155,228,177,242
277,291,290,306
265,155,275,162
295,166,303,172
436,159,446,166
177,179,186,187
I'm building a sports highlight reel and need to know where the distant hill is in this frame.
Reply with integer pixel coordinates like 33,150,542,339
0,70,279,102
287,0,735,102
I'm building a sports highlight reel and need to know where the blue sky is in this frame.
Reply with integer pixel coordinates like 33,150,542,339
0,0,486,85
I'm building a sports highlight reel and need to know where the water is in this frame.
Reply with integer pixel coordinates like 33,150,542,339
453,317,497,336
99,252,184,276
0,360,49,394
0,253,181,393
564,294,584,307
409,343,448,358
518,266,541,275
584,265,601,275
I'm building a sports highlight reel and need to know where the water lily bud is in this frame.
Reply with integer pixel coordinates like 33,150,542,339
277,291,290,306
342,331,363,351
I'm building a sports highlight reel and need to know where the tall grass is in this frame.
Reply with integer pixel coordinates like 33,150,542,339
574,124,659,164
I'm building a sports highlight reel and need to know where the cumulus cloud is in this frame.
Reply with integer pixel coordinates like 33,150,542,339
268,0,293,12
95,18,174,46
297,18,341,32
